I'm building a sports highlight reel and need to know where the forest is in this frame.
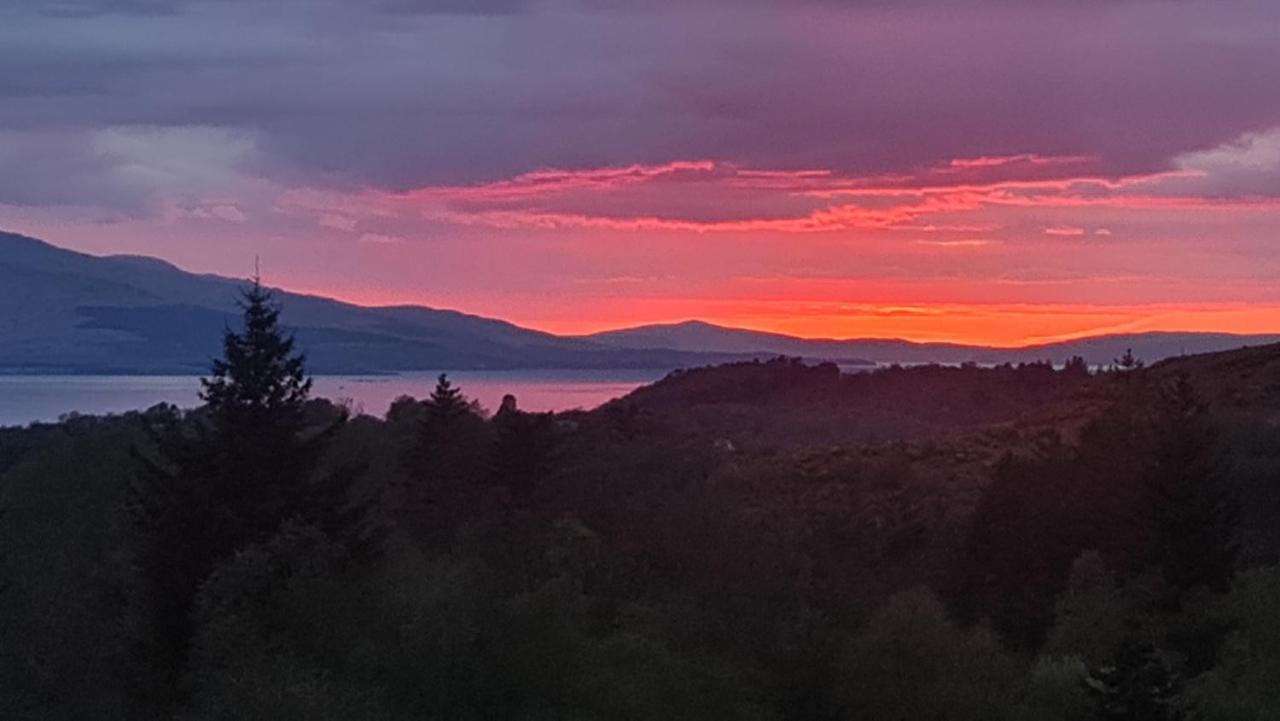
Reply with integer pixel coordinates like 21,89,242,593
3,284,1280,720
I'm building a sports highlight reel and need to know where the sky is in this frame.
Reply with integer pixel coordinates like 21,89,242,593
2,0,1279,345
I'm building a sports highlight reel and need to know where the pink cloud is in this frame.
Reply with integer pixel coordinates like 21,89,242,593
325,136,1280,237
422,161,719,201
945,154,1095,171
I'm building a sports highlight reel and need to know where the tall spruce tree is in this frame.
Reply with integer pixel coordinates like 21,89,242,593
197,281,315,543
129,279,378,698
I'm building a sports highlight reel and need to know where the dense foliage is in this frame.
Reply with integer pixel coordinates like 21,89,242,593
3,293,1280,719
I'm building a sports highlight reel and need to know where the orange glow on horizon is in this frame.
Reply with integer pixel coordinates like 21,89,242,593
285,284,1280,348
530,305,1280,347
23,139,1280,355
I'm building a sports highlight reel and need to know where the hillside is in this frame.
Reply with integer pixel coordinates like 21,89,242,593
0,232,740,374
553,344,1280,598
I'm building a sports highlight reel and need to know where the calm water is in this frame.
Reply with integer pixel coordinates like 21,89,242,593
0,370,668,427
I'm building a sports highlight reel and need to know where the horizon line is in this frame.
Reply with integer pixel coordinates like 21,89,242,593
10,229,1280,351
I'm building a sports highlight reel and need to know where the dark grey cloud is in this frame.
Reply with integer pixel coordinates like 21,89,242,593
0,0,1277,211
5,0,535,20
379,0,532,15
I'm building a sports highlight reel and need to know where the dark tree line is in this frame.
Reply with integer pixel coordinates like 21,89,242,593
958,372,1239,646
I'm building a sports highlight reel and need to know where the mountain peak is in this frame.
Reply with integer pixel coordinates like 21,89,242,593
671,319,722,330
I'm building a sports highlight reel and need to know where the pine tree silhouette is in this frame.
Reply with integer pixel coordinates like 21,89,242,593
403,374,492,541
413,373,479,473
194,280,315,545
426,373,468,424
1115,348,1145,373
129,279,380,698
201,281,310,432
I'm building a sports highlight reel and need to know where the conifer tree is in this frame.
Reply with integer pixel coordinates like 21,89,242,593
426,373,468,425
129,279,379,696
413,374,481,470
404,374,491,539
201,282,310,423
1115,348,1145,373
197,280,315,543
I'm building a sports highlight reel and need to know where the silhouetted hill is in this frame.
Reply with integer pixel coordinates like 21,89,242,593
600,341,1280,449
1144,339,1280,412
560,343,1280,600
0,231,746,374
5,230,1279,374
585,320,1280,368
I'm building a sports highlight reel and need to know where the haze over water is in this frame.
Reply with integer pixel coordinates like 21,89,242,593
0,370,664,427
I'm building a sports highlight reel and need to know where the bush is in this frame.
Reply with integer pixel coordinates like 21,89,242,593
835,588,1022,721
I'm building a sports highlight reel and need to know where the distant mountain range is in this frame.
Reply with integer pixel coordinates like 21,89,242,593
2,230,1277,374
0,231,743,374
581,320,1280,368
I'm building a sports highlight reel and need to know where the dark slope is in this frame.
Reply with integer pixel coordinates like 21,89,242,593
0,232,735,373
555,343,1280,600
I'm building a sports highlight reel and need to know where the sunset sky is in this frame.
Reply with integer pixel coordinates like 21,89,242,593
2,0,1279,345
